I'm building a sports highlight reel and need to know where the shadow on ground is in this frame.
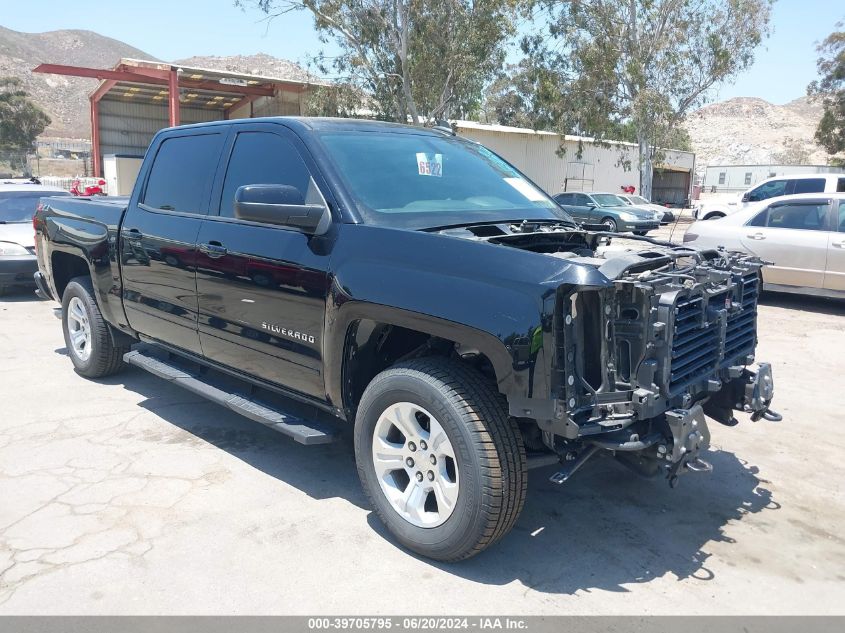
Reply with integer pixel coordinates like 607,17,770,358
87,358,777,596
759,291,845,316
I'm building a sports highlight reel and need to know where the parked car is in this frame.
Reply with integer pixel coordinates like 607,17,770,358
684,192,845,298
35,117,776,561
0,182,69,296
616,193,676,224
693,173,845,220
553,191,660,234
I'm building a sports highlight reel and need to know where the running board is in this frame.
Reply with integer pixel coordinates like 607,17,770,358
123,349,337,445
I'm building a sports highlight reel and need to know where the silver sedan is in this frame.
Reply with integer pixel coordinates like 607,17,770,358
683,192,845,299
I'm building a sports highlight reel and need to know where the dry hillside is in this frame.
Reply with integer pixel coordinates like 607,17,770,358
175,53,314,83
0,26,157,139
683,96,833,168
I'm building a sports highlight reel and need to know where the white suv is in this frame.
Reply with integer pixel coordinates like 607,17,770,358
693,173,845,220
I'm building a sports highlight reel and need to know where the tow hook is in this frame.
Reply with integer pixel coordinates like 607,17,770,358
746,362,782,422
665,405,712,488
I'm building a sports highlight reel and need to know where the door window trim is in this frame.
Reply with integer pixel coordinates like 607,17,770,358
204,123,334,231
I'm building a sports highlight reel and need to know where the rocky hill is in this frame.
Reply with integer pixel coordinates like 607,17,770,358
175,53,314,83
683,96,833,169
0,26,157,139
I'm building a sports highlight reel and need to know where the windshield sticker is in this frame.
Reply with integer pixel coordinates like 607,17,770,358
504,177,546,202
416,153,443,177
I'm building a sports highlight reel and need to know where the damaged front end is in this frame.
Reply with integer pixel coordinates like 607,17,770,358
477,224,780,486
539,240,780,486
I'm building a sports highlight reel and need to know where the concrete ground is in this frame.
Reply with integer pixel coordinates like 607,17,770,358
1,218,844,614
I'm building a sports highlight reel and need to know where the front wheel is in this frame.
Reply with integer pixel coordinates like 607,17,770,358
601,217,618,232
62,276,128,378
354,357,527,561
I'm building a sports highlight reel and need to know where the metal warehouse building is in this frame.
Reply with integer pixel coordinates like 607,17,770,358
702,164,845,194
34,58,322,179
454,121,696,206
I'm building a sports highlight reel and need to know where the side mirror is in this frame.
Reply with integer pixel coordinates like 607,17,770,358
741,193,751,202
586,202,597,208
234,184,329,234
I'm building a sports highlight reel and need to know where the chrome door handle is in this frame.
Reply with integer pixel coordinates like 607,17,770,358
746,233,766,240
199,242,227,259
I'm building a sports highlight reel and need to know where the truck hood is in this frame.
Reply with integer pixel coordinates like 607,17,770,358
0,222,35,249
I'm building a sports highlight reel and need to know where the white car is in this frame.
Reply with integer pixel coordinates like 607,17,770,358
683,192,845,298
0,182,69,295
693,173,845,221
617,194,676,224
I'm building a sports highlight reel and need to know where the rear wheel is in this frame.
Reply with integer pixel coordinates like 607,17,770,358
62,276,128,378
601,217,618,232
354,357,527,561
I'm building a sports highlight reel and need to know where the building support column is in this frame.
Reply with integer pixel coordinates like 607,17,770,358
90,96,101,178
168,67,180,127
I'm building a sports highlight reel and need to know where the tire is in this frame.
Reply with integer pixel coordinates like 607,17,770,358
600,217,618,232
354,357,527,561
633,230,649,236
61,276,128,378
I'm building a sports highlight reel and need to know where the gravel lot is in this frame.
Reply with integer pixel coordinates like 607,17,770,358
1,216,844,614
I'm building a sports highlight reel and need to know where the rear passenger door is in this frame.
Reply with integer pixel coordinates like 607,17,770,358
194,123,333,399
120,129,226,355
824,199,845,292
741,199,832,289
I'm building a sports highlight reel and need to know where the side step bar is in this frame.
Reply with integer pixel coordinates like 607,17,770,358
124,349,337,445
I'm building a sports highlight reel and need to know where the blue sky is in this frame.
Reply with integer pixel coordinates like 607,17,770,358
2,0,839,105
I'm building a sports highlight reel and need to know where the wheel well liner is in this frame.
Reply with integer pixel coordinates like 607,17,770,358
51,251,89,298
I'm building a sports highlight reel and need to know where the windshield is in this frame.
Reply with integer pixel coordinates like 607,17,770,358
0,191,69,223
592,193,627,207
319,132,571,229
630,196,649,205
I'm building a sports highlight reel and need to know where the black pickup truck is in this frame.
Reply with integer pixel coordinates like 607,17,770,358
34,117,777,561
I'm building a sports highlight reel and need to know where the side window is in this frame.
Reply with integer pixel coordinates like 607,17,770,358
576,194,591,205
747,179,787,202
555,193,573,204
219,131,316,218
142,133,224,213
747,209,768,227
744,172,752,185
838,202,845,232
765,203,829,231
836,178,845,193
793,178,826,194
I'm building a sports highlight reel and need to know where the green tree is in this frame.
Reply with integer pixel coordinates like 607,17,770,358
240,0,517,123
0,77,50,149
522,0,772,199
808,23,845,157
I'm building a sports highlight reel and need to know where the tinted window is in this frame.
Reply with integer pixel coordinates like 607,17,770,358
555,193,574,204
143,133,224,213
792,178,825,194
747,179,787,202
219,132,314,218
575,194,592,205
836,178,845,193
766,203,829,231
747,209,768,227
0,191,69,222
838,203,845,232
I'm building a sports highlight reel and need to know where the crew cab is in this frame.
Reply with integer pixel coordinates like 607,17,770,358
694,173,845,220
34,118,778,561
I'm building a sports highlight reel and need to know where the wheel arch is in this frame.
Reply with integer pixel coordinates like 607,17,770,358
328,304,516,421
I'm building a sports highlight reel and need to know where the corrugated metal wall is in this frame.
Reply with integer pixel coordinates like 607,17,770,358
98,99,222,158
455,124,695,202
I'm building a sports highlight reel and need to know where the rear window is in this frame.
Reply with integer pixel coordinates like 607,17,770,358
792,178,826,194
142,133,225,214
0,191,69,223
